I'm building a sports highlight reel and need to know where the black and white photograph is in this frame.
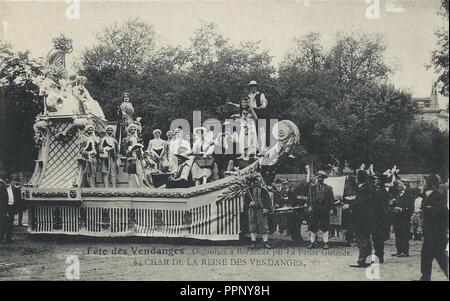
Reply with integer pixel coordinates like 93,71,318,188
0,0,448,283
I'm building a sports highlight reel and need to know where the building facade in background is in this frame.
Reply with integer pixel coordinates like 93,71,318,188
412,86,449,132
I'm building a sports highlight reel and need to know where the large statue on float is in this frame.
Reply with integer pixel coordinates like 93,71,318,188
24,38,301,241
39,35,105,120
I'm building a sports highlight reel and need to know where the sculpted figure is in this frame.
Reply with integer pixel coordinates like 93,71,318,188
73,76,106,120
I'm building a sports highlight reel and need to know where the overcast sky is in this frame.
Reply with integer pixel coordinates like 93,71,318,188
0,0,447,100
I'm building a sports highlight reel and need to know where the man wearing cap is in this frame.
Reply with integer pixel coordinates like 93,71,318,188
246,173,273,249
0,175,19,243
307,170,335,249
99,125,119,188
371,174,394,263
78,124,99,188
419,174,448,281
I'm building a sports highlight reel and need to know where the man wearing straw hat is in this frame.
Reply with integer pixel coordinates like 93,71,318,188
307,170,335,250
246,80,268,113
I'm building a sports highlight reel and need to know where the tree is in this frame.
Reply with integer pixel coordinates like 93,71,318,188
0,42,44,174
78,19,157,121
80,18,156,72
79,20,277,142
430,0,449,96
278,32,416,173
326,32,392,91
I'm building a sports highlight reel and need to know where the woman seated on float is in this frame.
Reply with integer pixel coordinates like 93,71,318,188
146,129,167,172
191,127,215,186
73,76,106,120
165,146,194,189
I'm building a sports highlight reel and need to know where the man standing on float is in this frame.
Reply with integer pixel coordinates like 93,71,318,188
247,80,269,152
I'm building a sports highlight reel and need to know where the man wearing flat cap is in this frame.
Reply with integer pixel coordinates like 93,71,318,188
307,170,335,250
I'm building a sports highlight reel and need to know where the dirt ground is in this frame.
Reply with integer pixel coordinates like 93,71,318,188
0,215,448,281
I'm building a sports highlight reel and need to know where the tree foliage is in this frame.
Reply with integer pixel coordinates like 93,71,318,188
431,0,449,96
1,20,447,177
0,41,44,173
278,32,419,173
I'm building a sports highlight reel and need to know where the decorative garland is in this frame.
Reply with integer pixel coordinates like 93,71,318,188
31,191,68,198
81,181,234,198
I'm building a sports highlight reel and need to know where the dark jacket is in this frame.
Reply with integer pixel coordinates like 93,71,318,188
372,187,393,238
421,189,448,234
350,183,374,233
0,184,18,215
273,187,292,208
246,185,273,211
393,189,414,224
307,183,334,211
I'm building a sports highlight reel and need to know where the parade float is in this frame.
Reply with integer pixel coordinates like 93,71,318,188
22,41,301,241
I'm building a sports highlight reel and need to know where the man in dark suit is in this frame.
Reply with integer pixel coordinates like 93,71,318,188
307,170,335,250
11,176,25,226
372,174,394,263
0,175,17,244
420,174,448,281
345,170,374,268
391,180,414,257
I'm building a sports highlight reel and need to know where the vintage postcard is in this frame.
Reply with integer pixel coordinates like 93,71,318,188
0,0,448,285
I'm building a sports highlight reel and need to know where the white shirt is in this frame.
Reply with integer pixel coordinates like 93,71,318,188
6,186,14,205
248,91,268,109
169,138,191,155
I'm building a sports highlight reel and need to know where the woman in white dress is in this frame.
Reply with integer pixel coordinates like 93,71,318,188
146,129,167,171
191,127,215,186
73,76,106,120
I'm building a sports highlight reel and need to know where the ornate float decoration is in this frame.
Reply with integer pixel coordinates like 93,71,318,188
23,41,300,241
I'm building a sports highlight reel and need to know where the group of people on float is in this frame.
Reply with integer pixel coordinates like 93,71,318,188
77,80,270,189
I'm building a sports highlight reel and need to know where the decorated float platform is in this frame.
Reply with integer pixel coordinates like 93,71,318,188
23,114,297,241
22,39,300,241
